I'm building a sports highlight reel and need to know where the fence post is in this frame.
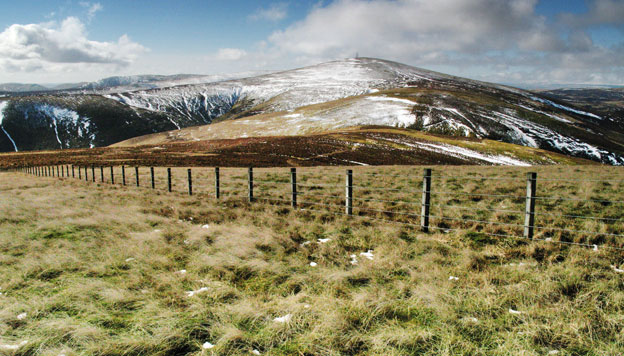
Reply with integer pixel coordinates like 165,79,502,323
151,167,155,189
122,166,126,186
215,167,220,199
72,165,75,178
50,166,53,177
421,168,432,233
135,167,139,187
524,172,537,240
100,166,104,182
248,167,254,202
167,168,172,192
78,166,82,179
57,165,59,177
188,168,193,196
61,165,64,177
91,166,95,182
291,167,297,208
66,165,69,178
110,166,114,185
346,169,353,215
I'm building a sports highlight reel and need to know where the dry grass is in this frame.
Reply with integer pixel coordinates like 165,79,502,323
0,165,623,355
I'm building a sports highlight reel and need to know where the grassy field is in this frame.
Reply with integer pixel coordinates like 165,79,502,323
1,165,623,355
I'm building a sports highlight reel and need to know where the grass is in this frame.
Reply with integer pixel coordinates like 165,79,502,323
1,165,623,355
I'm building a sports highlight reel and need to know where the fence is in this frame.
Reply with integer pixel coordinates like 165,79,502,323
8,164,624,251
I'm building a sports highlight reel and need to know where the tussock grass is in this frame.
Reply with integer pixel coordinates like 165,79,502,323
1,165,623,355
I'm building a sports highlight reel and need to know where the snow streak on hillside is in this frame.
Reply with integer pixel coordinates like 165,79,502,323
0,101,18,152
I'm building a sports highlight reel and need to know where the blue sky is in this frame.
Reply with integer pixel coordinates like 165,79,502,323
0,0,623,85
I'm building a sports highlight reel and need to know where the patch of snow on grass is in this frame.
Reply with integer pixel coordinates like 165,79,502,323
360,250,374,260
202,342,215,349
0,341,28,350
273,314,292,323
186,287,209,297
387,137,531,166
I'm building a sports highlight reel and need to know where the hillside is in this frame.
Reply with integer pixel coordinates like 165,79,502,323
1,58,623,164
0,127,592,170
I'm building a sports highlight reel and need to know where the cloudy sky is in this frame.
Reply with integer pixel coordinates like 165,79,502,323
0,0,623,86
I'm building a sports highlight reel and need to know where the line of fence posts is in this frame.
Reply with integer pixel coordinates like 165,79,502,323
17,165,540,240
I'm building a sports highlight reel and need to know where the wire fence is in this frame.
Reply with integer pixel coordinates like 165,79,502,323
11,164,624,251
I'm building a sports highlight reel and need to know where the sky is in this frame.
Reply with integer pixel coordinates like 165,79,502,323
0,0,623,86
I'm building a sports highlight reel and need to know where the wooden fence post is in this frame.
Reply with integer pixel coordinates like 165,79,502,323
524,172,537,240
135,167,139,187
122,166,126,185
110,166,114,185
248,167,254,202
91,166,95,182
167,168,172,192
100,166,104,182
291,167,297,208
346,169,353,215
187,168,192,196
215,167,220,199
151,167,155,189
421,168,432,232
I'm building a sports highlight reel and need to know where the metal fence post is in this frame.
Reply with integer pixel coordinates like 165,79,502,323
421,168,432,232
85,166,88,181
151,167,155,189
121,166,126,186
524,172,537,240
135,166,139,187
291,167,297,208
110,166,114,185
72,165,75,178
187,168,193,196
248,167,254,202
78,166,82,180
346,169,353,215
167,168,172,192
215,167,220,199
91,166,95,182
57,165,59,177
100,166,104,182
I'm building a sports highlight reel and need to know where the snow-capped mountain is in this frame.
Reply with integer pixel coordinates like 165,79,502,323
1,58,623,165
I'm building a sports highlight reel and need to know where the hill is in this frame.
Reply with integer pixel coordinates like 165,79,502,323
1,58,623,164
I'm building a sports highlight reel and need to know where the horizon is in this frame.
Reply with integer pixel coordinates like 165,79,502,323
1,0,623,86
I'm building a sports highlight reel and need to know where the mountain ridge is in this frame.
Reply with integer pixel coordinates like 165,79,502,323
1,57,623,165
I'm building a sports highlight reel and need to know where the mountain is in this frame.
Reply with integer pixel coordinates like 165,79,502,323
0,83,51,93
1,58,623,165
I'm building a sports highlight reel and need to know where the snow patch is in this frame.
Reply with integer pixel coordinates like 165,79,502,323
0,101,18,152
186,287,209,297
532,96,602,120
273,314,292,323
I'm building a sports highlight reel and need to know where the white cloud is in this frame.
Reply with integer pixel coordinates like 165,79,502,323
80,2,103,21
215,48,248,61
0,17,147,74
249,3,288,22
263,0,624,84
